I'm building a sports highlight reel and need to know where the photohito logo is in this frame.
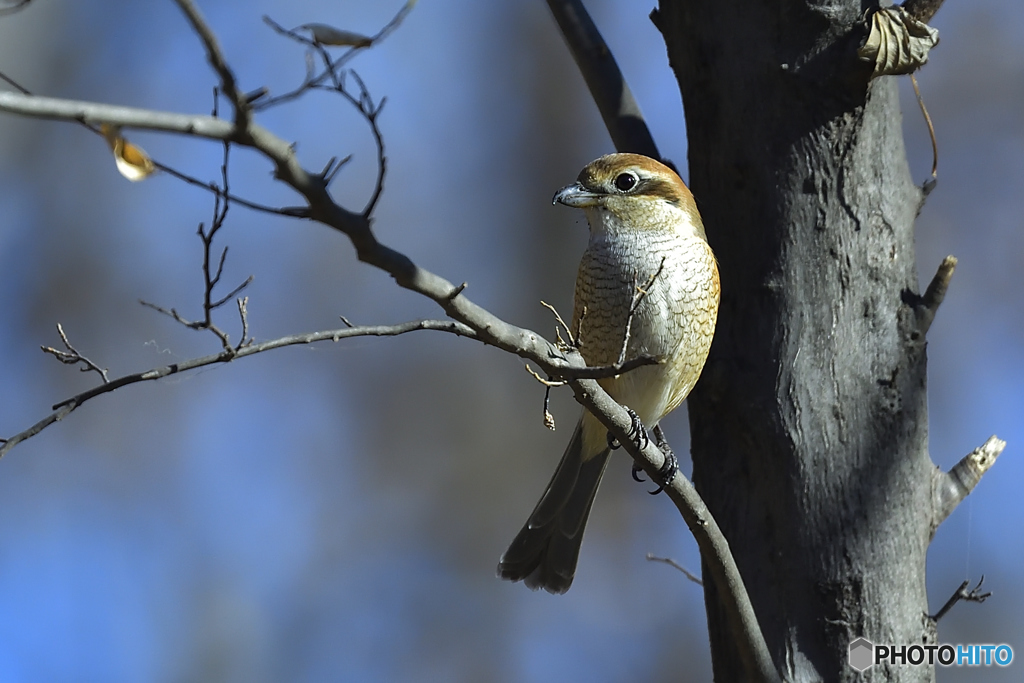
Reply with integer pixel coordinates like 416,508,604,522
849,637,1013,671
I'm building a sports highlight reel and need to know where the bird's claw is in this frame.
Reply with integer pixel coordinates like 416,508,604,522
646,449,679,495
607,408,649,451
607,409,675,494
625,408,649,450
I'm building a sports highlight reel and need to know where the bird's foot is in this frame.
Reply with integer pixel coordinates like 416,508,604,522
625,408,649,450
646,449,679,495
642,425,678,495
607,408,649,452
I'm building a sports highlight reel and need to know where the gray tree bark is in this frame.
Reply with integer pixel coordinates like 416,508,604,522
657,1,936,681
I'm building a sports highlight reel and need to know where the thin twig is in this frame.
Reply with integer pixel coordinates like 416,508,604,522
542,385,556,430
618,259,665,366
541,300,576,348
143,138,256,352
0,70,31,93
524,365,564,431
154,162,306,217
333,70,388,216
236,296,252,350
40,324,109,384
257,1,415,112
646,553,703,586
524,364,567,387
173,0,249,128
910,73,938,190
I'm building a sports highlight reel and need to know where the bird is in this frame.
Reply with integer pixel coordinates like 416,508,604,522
497,153,720,594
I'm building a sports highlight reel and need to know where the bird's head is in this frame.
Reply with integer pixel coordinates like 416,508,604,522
553,153,706,240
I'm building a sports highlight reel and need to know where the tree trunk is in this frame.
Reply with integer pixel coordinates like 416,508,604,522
657,1,936,681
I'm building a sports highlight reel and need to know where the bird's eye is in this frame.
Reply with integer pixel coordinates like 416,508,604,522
614,172,638,192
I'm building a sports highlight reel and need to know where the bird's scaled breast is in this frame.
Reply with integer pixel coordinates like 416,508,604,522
572,229,718,422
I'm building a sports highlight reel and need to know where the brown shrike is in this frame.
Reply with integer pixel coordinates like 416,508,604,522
498,153,720,594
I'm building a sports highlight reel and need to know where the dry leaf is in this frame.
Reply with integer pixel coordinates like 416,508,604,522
858,6,939,78
299,23,373,47
101,123,155,182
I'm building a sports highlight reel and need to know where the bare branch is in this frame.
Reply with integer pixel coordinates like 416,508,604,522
0,92,236,139
355,78,387,216
210,276,254,311
0,319,477,459
257,1,416,112
563,355,660,380
545,0,661,161
527,356,659,383
933,435,1006,528
138,170,253,353
929,576,990,622
154,162,305,217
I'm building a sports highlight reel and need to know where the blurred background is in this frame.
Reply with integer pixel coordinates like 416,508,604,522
0,1,1020,681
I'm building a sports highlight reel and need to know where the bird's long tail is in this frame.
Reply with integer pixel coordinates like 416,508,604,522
497,417,611,594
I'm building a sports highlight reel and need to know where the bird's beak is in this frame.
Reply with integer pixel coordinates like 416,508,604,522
552,182,601,207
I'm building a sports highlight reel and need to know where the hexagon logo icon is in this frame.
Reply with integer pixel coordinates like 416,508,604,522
849,638,875,671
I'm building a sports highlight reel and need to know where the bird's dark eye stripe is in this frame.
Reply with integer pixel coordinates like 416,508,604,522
633,177,682,205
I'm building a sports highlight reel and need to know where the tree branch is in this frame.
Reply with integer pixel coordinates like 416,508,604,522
256,1,416,112
0,320,477,458
545,0,661,161
0,92,597,454
932,435,1006,529
0,92,237,140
